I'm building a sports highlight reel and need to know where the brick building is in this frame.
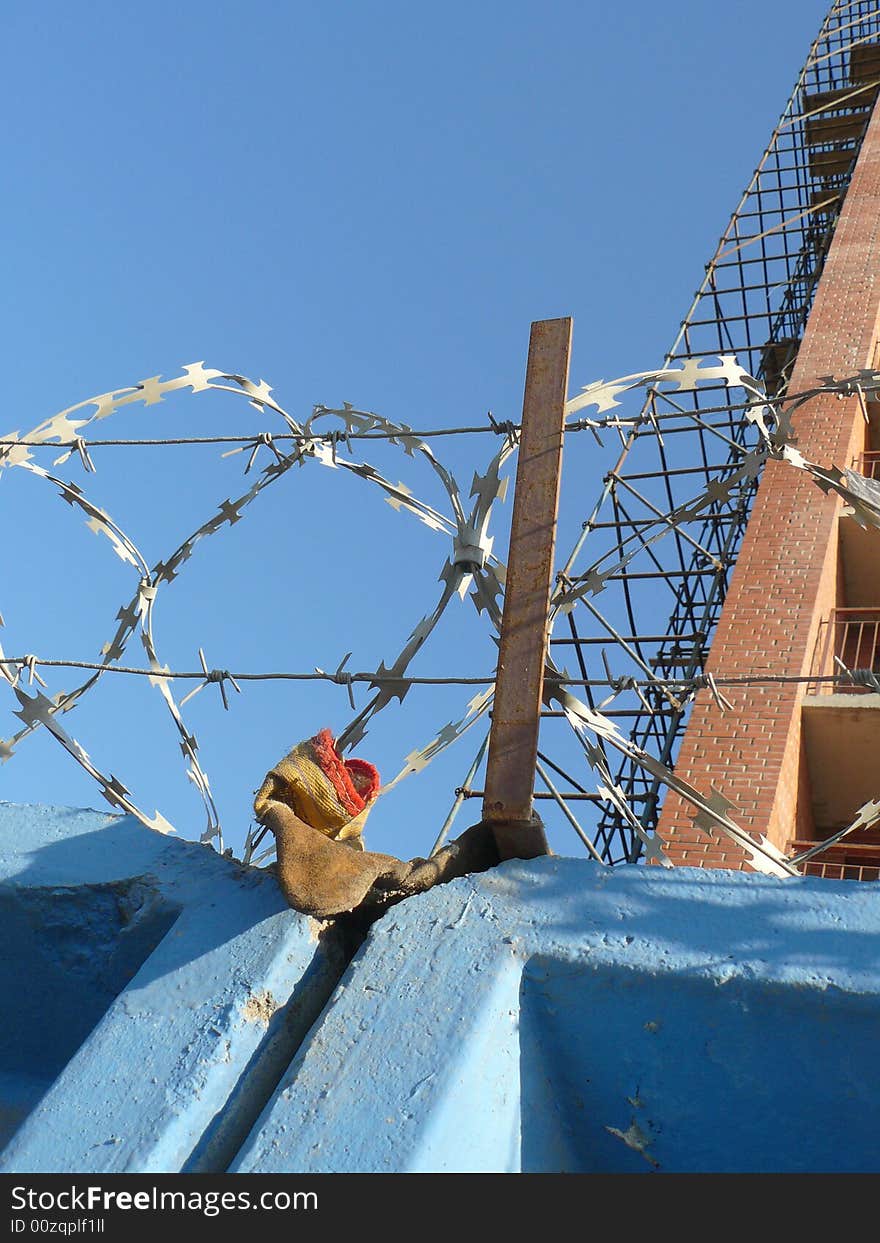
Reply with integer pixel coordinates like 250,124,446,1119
658,26,880,879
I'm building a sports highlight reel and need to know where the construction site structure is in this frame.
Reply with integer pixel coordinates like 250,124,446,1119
556,2,880,876
658,5,880,877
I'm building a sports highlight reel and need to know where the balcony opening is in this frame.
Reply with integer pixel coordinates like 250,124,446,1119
797,607,880,880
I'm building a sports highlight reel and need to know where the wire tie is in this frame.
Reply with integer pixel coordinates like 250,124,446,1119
178,648,240,710
243,431,285,474
73,437,96,473
321,429,352,464
833,655,858,686
314,652,357,709
606,669,654,715
332,652,356,709
705,671,734,713
22,655,47,689
201,645,241,711
205,667,240,710
487,411,518,442
855,383,870,425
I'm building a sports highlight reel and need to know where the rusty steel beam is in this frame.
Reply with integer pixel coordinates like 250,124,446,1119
483,317,572,859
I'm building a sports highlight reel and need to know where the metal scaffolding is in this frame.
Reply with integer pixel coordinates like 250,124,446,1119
539,1,880,863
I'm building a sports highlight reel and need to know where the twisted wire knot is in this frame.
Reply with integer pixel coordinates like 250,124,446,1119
487,411,518,440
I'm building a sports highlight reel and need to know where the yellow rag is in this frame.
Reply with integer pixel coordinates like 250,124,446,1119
253,728,380,848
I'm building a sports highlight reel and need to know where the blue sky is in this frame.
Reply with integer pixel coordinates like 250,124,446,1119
0,1,831,860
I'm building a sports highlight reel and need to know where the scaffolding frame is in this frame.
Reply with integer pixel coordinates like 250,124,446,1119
539,1,880,864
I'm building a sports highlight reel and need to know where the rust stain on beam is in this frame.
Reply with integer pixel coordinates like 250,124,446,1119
483,317,572,859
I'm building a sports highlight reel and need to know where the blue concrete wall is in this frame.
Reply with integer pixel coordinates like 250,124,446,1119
233,860,880,1174
0,802,349,1173
3,802,880,1173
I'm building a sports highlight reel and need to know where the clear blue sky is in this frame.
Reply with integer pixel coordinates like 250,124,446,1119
0,1,831,860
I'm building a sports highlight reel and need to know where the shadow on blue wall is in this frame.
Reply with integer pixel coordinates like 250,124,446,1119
0,879,179,1147
0,805,349,1169
520,957,880,1173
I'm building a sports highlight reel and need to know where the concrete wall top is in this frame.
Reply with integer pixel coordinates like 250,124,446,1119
234,859,880,1174
0,802,348,1174
4,800,880,1174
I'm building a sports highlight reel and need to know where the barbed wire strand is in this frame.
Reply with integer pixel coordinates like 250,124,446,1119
3,356,879,876
0,655,876,692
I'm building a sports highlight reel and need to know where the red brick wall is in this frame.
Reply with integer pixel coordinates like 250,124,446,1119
657,97,880,868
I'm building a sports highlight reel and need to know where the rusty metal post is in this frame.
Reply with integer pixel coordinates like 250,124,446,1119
483,317,572,859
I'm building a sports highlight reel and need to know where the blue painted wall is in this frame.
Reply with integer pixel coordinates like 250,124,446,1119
235,860,880,1174
2,802,880,1173
0,802,348,1172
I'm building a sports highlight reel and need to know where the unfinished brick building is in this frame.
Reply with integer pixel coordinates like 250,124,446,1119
549,3,880,880
657,11,880,877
